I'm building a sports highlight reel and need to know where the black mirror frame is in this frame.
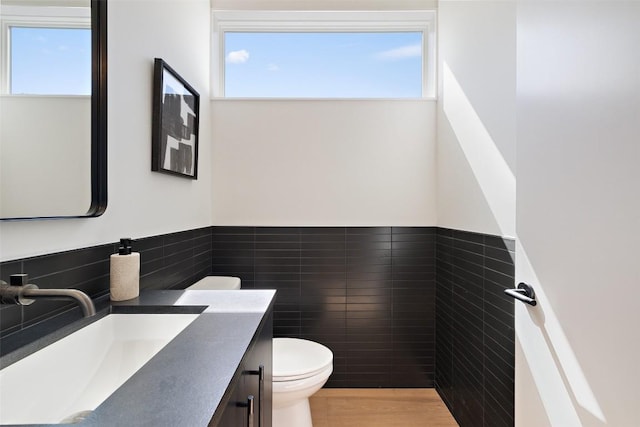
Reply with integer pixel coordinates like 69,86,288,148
1,0,107,221
89,0,108,217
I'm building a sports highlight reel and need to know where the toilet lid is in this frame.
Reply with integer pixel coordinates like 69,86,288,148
273,338,333,382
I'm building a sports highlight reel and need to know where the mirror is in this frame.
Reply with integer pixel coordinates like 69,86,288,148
0,0,106,220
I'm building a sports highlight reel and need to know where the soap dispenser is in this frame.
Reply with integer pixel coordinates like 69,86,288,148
110,238,140,301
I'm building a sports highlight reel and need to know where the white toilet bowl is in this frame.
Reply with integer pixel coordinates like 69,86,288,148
272,338,333,427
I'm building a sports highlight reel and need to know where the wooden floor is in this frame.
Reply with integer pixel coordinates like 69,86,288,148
309,388,459,427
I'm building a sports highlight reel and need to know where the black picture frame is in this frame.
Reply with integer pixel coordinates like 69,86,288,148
152,58,199,179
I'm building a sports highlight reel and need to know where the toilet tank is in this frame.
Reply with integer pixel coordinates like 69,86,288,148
186,276,241,290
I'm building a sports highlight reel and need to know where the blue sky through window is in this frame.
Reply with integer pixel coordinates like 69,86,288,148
10,27,91,95
224,32,423,98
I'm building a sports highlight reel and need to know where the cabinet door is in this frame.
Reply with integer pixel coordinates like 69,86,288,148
243,311,273,427
212,310,273,427
215,371,248,427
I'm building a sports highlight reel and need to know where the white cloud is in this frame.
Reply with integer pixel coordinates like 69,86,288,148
267,63,280,72
374,44,421,61
226,49,249,64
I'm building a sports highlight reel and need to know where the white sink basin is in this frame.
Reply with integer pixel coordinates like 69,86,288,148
0,313,199,425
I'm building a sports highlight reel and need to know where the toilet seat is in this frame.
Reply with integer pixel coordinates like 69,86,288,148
273,338,333,382
272,364,333,393
274,361,333,382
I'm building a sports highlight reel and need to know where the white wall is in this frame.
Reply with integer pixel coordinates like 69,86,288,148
515,1,640,425
436,0,516,237
211,0,438,227
0,0,213,261
211,100,437,226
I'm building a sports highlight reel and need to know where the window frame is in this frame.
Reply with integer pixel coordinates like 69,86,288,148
0,4,91,95
211,10,437,99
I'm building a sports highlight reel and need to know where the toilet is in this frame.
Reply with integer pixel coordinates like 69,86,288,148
272,338,333,427
185,276,333,427
186,276,241,290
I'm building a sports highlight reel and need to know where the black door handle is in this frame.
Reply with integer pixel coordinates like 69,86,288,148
504,282,537,306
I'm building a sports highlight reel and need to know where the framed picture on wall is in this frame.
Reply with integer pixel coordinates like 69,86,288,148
151,58,200,179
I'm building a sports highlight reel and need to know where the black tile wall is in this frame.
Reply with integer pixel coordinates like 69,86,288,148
0,227,213,339
211,226,436,388
435,228,515,427
0,224,515,425
137,227,213,291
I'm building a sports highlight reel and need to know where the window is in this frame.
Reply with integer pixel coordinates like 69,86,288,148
224,31,423,98
1,5,90,95
10,27,90,95
212,11,436,99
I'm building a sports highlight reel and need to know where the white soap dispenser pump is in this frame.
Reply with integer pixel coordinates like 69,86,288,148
110,237,140,301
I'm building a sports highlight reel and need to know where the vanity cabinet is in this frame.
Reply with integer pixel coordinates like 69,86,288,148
0,290,276,427
213,311,273,427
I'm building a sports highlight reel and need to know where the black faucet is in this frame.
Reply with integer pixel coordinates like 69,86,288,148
0,274,96,317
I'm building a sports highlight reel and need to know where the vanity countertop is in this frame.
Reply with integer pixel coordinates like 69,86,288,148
0,289,276,427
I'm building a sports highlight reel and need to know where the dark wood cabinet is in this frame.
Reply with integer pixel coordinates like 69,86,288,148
212,310,273,427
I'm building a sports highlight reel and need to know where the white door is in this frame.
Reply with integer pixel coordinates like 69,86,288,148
515,1,640,426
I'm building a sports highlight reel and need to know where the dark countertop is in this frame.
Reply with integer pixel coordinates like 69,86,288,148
0,289,276,427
